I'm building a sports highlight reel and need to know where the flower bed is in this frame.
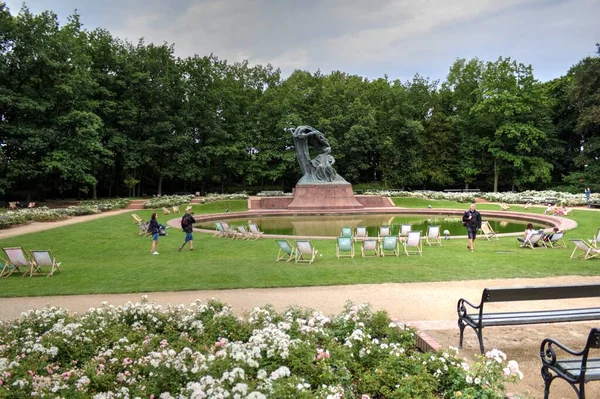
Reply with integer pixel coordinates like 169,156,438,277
143,195,195,209
79,198,131,211
199,193,249,204
0,299,522,398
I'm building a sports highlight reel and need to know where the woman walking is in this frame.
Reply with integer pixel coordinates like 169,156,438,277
149,213,160,255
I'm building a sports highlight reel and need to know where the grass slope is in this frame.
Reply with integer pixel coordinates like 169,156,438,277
0,198,598,297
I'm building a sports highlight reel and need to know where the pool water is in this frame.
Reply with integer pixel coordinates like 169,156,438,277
197,214,544,237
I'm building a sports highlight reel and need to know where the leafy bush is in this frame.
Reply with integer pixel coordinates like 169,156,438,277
79,198,131,210
0,299,522,398
199,193,249,203
143,195,195,209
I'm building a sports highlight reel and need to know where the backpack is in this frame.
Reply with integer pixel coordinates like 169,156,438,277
181,215,189,228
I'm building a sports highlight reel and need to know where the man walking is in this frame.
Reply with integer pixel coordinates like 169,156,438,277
179,206,196,251
462,203,482,252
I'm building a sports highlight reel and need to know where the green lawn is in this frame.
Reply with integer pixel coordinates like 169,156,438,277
0,198,598,298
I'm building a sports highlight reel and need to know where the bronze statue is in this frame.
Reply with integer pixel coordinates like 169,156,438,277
287,126,348,184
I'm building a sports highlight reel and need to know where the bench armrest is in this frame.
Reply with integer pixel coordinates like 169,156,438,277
540,337,585,366
457,297,481,318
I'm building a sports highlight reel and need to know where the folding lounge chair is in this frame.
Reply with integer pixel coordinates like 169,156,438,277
336,237,355,258
295,240,318,264
2,247,33,277
214,222,227,237
521,202,533,210
172,206,180,214
520,231,545,249
248,223,264,240
378,225,391,237
545,232,566,249
424,225,442,246
138,221,150,236
361,238,380,257
8,202,17,210
403,231,422,256
221,222,241,239
354,226,368,241
399,224,412,241
479,221,499,241
236,225,253,239
162,207,171,215
588,228,600,248
499,203,511,211
380,235,399,257
340,227,353,239
30,250,62,277
132,214,144,224
276,240,297,262
570,239,600,260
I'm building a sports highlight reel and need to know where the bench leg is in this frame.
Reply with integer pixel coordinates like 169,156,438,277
476,327,485,354
458,319,466,349
541,366,552,399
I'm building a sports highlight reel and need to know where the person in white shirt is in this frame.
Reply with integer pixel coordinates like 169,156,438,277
517,223,535,244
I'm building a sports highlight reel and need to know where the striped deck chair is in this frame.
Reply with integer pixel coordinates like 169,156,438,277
361,238,379,257
247,223,264,240
424,225,442,246
336,237,354,258
570,239,600,260
355,226,368,241
2,247,33,277
479,221,499,241
340,227,353,239
520,231,545,249
295,240,318,264
380,235,399,257
403,231,422,256
30,250,62,277
276,240,297,262
588,228,600,248
378,225,391,237
545,232,566,248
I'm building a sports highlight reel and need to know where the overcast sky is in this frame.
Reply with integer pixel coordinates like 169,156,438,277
4,0,599,82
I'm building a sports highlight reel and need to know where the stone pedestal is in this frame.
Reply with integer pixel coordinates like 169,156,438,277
287,184,364,210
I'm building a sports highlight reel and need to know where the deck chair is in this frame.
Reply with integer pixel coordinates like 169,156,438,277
172,206,180,214
562,208,573,216
2,247,33,277
403,231,422,256
479,221,499,241
336,237,355,258
132,214,144,224
162,207,171,215
248,223,264,240
499,203,511,211
521,202,533,210
340,227,353,239
221,222,241,239
214,222,226,237
570,239,600,260
378,225,391,237
520,231,545,249
28,202,36,208
399,224,412,242
380,235,399,257
424,225,442,246
355,226,368,241
295,240,318,264
361,238,380,257
236,225,253,239
30,250,62,277
8,201,16,210
137,221,150,236
276,240,297,262
588,228,600,248
545,232,566,248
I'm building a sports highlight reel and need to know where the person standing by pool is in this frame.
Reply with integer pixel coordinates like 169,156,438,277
149,213,160,255
462,203,482,252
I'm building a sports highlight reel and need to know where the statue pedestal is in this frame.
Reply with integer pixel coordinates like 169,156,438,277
287,184,364,210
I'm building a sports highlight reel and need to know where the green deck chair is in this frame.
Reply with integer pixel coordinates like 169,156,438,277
276,240,297,262
336,237,355,258
380,235,399,257
340,227,353,238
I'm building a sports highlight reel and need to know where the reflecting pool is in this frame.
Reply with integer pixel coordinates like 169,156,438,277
196,214,546,237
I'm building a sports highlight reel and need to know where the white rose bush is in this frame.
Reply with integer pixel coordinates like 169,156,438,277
0,299,522,398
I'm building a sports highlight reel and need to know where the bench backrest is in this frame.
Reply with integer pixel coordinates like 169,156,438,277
483,284,600,303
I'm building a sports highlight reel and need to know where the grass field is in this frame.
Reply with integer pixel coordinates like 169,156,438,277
0,198,598,298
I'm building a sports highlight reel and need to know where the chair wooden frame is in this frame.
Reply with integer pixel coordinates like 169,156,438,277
479,221,499,241
545,232,566,249
424,225,442,246
588,228,600,249
30,249,62,277
172,206,180,214
361,238,380,257
336,237,355,258
295,240,318,264
132,214,144,224
276,240,297,262
380,235,399,257
403,231,422,256
570,239,600,260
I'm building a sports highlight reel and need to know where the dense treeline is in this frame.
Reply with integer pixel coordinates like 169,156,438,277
0,5,599,200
